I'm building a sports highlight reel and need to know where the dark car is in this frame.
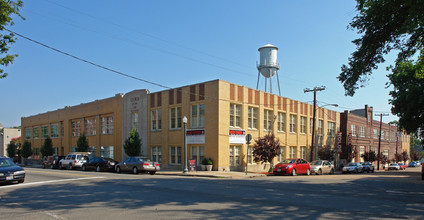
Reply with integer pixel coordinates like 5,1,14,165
115,157,160,175
82,157,118,172
361,162,375,173
43,155,65,169
0,157,25,184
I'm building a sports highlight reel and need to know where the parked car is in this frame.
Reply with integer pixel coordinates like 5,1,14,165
398,163,407,170
82,157,118,172
361,162,375,173
43,155,65,169
388,163,400,170
273,158,311,176
0,157,25,184
59,152,91,170
422,164,424,180
115,157,160,175
408,161,418,167
342,162,364,174
415,161,421,166
310,160,334,175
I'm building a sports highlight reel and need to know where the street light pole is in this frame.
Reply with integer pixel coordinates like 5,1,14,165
183,116,188,174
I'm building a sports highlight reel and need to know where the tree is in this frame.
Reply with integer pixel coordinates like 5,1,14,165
377,153,388,166
318,145,333,161
361,150,377,162
410,150,421,161
21,140,32,159
346,145,357,162
124,128,142,156
252,133,281,167
394,153,404,163
402,151,410,162
40,136,55,158
6,142,16,158
76,133,89,152
0,0,24,78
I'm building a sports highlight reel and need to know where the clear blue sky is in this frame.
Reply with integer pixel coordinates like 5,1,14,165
0,0,398,128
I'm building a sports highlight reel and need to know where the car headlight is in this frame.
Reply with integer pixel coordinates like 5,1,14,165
0,173,4,176
14,171,25,175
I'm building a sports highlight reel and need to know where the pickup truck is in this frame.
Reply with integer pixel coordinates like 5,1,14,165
361,162,375,173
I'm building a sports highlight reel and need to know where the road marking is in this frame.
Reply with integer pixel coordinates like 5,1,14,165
28,170,95,177
0,177,105,189
386,190,406,194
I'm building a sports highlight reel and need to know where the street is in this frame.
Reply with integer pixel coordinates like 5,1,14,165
1,167,423,219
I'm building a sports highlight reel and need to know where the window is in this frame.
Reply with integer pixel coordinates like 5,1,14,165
359,146,365,162
151,146,162,163
277,147,285,162
277,112,286,132
381,131,385,140
351,124,356,136
25,128,31,140
151,109,162,131
289,146,297,158
248,107,258,129
229,146,241,166
247,146,254,164
50,124,59,138
100,146,114,159
373,129,378,139
318,120,324,136
191,104,205,128
170,107,182,129
230,104,241,127
89,146,96,157
368,128,371,138
72,121,81,137
61,121,64,137
101,116,114,135
310,118,314,134
383,149,389,157
359,126,365,137
131,111,139,129
300,117,307,134
170,146,182,164
264,110,273,131
290,115,297,133
328,122,335,137
33,127,39,139
191,146,204,165
300,146,307,159
41,126,48,139
85,119,96,136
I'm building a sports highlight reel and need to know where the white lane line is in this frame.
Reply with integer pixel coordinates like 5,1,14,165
0,176,105,189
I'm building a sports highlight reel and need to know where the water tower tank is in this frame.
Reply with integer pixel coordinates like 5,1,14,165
257,44,279,78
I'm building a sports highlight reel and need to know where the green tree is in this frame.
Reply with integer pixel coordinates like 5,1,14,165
410,150,421,161
76,133,89,152
318,145,333,161
124,128,142,156
6,142,16,158
0,0,24,78
40,136,55,157
402,151,410,162
252,133,281,170
361,150,377,162
21,140,32,159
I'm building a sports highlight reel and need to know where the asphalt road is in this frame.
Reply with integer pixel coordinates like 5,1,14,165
1,167,423,219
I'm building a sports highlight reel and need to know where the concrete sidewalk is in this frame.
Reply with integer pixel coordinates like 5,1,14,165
157,171,268,179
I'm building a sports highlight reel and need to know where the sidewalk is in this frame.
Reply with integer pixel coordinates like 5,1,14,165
157,170,268,179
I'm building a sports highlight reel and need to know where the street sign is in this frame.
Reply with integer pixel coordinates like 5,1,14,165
246,134,252,145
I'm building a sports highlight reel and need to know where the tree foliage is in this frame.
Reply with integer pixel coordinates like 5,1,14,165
410,150,421,161
0,0,24,78
318,145,333,161
361,150,377,162
252,133,281,164
76,133,89,152
21,140,32,158
338,0,424,96
346,145,357,162
402,151,410,162
124,128,142,156
394,153,403,163
377,153,388,165
6,142,16,158
40,136,55,157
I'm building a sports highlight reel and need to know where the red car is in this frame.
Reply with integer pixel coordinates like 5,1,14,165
273,158,311,176
398,163,407,170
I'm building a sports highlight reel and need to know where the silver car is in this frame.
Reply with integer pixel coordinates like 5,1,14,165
115,157,160,175
310,160,335,175
342,162,364,174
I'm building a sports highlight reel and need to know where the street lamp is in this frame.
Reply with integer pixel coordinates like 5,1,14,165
183,116,188,174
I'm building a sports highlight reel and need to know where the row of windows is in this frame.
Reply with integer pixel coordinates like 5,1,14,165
350,124,398,141
150,104,205,131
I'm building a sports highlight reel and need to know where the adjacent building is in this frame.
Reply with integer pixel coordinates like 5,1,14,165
0,124,21,157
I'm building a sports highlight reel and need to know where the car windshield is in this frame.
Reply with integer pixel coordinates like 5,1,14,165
348,163,357,166
390,163,397,166
311,161,322,165
0,158,15,167
138,158,151,162
280,159,296,164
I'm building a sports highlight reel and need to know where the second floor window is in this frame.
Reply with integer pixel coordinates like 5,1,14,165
151,109,162,131
101,116,114,135
264,110,273,131
50,124,59,138
248,107,258,129
25,128,31,140
300,117,307,134
41,126,48,139
191,104,205,128
351,124,356,136
170,107,182,129
318,120,324,136
85,119,96,136
278,112,286,132
290,115,297,133
230,104,241,127
359,126,365,137
33,127,39,139
72,121,81,137
328,122,335,137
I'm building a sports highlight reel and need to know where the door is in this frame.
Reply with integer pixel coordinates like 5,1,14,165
229,146,242,171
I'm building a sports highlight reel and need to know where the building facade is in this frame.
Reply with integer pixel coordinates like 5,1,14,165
0,126,22,157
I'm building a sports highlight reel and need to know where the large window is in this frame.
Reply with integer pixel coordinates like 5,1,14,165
85,119,96,136
359,126,365,137
300,117,307,134
61,121,64,137
50,124,59,138
278,147,285,162
230,104,241,128
170,146,182,164
300,146,307,159
328,122,336,137
100,146,114,159
25,128,31,140
278,112,286,132
131,111,139,129
41,126,48,139
89,146,97,157
191,146,204,165
248,107,258,129
247,146,254,164
151,146,162,163
151,109,162,131
101,116,114,135
229,146,241,167
289,115,297,133
191,104,205,128
351,124,357,136
373,129,378,139
359,146,365,162
71,121,81,137
289,146,297,158
33,127,39,139
170,107,182,129
318,120,324,136
264,110,273,131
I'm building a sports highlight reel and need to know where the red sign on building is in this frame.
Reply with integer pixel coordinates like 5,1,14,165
337,132,342,154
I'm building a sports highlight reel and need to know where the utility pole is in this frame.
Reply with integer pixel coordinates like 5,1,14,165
375,113,389,170
304,86,325,162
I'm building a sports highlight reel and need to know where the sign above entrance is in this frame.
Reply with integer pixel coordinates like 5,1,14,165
187,129,205,144
229,129,246,144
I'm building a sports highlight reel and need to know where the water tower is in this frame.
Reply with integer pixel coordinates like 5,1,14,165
256,43,281,95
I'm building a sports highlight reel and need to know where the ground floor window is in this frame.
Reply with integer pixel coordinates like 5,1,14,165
359,146,365,162
191,146,204,165
101,146,114,159
247,145,254,164
229,145,241,166
300,146,307,159
170,146,182,165
278,147,285,162
151,146,162,163
89,146,97,157
71,147,76,153
289,146,297,158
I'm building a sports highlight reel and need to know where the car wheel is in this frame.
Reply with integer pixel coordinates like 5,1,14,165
149,171,156,175
42,164,46,169
18,179,24,183
292,169,296,176
82,165,86,171
68,164,73,170
116,166,121,173
318,169,322,175
96,166,101,172
306,169,311,176
59,163,63,169
133,167,138,174
330,168,334,175
50,164,54,169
